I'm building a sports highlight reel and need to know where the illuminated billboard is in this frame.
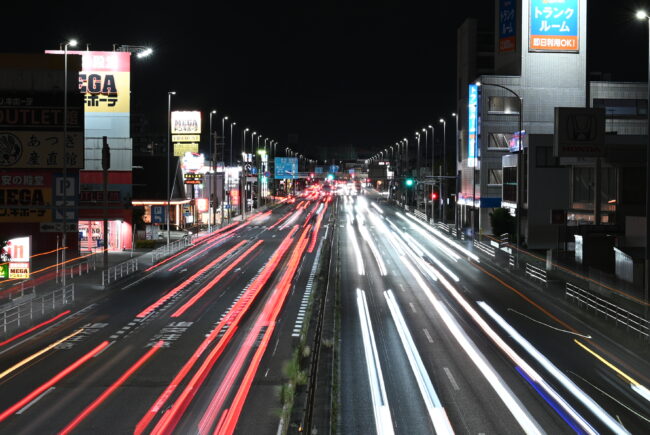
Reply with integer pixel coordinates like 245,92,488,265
172,111,201,156
529,0,579,52
467,84,479,168
499,0,516,52
2,236,31,279
45,50,131,113
45,50,131,138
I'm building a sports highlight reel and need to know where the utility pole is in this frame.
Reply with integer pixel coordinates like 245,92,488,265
102,137,110,269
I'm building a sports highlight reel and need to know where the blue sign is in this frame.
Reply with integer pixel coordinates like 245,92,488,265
314,166,323,174
329,165,339,174
499,0,516,52
151,205,166,224
529,0,579,52
274,157,299,179
468,84,479,167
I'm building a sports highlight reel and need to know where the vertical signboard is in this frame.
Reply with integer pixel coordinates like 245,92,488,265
467,84,479,168
2,236,31,279
499,0,517,52
529,0,579,52
171,111,201,156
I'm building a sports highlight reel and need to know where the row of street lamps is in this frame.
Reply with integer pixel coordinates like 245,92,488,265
367,114,457,224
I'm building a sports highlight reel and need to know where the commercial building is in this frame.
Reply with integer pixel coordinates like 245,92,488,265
456,0,647,262
0,53,84,253
46,49,135,252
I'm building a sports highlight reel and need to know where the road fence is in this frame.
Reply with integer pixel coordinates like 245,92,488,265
0,284,74,335
565,282,649,341
102,258,139,288
150,236,193,264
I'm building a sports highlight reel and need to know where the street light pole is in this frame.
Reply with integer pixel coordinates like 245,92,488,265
167,91,176,247
428,125,435,223
208,110,216,231
452,113,459,235
439,118,447,224
62,39,77,286
637,10,650,310
230,122,236,166
415,132,421,213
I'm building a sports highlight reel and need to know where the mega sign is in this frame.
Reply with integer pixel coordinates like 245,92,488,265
172,111,201,157
467,84,479,167
529,0,579,52
0,171,52,222
45,50,131,113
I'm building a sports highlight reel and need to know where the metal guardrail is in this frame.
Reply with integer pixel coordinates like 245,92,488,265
150,236,192,264
565,282,649,340
473,240,496,257
525,263,548,285
414,210,427,221
102,258,139,287
1,284,74,334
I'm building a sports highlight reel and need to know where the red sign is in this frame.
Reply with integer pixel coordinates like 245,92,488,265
229,189,240,207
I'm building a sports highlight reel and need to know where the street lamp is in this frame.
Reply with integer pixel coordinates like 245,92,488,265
251,132,257,155
637,10,650,307
209,110,217,162
62,38,77,285
230,121,236,166
166,91,176,246
476,80,523,256
451,113,459,234
222,116,229,160
439,118,447,223
243,128,250,158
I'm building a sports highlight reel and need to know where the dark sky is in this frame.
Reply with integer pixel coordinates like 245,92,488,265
3,1,650,161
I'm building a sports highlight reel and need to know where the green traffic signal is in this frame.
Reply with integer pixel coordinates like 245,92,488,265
405,178,414,187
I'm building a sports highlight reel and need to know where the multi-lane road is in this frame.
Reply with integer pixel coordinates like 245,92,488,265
339,188,650,434
2,184,650,434
0,191,331,435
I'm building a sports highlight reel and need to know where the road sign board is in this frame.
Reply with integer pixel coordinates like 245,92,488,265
151,205,166,224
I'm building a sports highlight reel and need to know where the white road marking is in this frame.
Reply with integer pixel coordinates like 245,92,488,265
409,302,416,313
423,329,434,343
265,368,270,377
443,367,460,391
16,387,56,414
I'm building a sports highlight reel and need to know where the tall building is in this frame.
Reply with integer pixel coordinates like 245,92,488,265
457,0,647,258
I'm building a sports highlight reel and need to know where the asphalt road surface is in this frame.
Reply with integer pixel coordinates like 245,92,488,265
338,188,650,435
0,192,332,435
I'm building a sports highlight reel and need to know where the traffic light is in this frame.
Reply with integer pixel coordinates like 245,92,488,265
405,178,414,187
327,173,334,181
430,191,439,200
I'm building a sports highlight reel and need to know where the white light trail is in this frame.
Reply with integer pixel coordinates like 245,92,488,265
357,289,395,435
347,221,365,275
478,302,605,435
384,290,454,435
399,212,478,262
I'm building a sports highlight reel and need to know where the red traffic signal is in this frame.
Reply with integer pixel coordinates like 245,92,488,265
430,192,439,200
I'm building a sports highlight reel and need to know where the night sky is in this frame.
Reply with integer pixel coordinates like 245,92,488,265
3,1,649,161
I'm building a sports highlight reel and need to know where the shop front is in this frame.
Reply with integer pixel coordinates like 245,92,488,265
79,219,132,252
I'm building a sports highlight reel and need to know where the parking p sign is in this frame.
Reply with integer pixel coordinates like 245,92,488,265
152,206,166,224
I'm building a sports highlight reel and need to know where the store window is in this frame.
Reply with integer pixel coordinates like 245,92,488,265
488,96,520,114
573,167,594,203
487,132,513,150
488,168,503,186
502,167,517,202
